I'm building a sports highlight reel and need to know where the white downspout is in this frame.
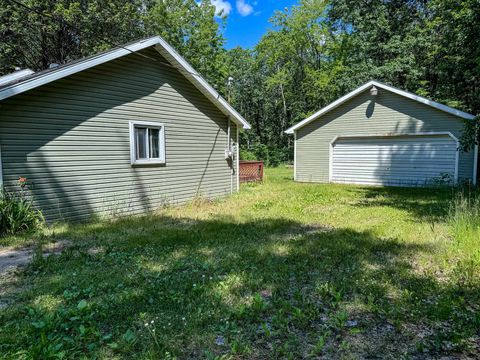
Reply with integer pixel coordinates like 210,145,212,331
236,126,240,192
0,145,3,187
474,144,478,186
293,131,297,181
228,118,233,194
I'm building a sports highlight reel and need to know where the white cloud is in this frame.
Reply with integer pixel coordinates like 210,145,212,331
236,0,254,16
210,0,232,17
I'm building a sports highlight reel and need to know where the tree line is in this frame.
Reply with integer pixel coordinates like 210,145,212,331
1,0,479,165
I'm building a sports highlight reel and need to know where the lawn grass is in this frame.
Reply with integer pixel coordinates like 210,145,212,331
0,167,479,359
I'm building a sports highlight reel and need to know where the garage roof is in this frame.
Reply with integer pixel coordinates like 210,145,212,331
285,80,475,134
0,36,251,131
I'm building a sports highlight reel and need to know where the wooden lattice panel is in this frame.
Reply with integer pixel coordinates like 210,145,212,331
239,161,264,183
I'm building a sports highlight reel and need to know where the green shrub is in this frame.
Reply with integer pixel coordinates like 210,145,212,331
239,149,257,160
240,143,291,167
0,183,44,236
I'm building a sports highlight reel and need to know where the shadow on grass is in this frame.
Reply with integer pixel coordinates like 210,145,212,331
0,214,478,358
350,185,456,222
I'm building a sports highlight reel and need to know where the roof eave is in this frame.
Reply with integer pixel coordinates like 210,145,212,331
152,39,251,130
0,37,161,101
0,36,251,131
285,80,475,134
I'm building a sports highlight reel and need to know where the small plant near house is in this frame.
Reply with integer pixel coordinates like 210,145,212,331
430,172,454,186
0,177,44,236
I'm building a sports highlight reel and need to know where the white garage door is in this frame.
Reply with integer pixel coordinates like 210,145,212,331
331,135,458,186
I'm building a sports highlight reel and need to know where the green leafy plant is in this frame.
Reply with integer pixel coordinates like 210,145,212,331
311,334,328,356
459,116,480,152
0,177,44,236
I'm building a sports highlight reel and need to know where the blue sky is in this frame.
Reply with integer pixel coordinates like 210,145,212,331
210,0,299,49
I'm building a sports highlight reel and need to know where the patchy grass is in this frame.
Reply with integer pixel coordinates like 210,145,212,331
0,167,479,359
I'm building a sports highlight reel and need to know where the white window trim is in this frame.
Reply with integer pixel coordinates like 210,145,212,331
129,121,166,165
328,132,460,185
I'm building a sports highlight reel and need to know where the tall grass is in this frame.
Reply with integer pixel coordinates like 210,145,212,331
448,189,480,287
449,190,480,242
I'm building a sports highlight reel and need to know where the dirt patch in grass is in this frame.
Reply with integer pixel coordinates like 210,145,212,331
0,247,36,275
0,240,72,276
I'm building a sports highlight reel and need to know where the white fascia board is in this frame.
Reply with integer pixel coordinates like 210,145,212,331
374,81,476,120
0,37,160,101
152,39,250,131
285,82,374,134
285,80,475,134
329,131,459,143
0,69,34,86
0,36,251,131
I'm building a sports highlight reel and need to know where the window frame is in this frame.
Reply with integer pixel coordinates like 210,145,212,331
129,121,166,165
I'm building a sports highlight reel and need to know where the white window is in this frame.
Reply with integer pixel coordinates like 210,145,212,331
129,121,165,165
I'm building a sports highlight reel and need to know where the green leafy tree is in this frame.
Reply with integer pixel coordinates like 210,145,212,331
460,117,480,152
227,0,345,163
0,0,227,88
0,0,145,73
145,0,228,87
327,0,430,92
2,0,479,168
228,0,479,165
425,0,480,114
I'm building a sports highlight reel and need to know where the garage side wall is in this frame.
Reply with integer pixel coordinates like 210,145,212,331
295,89,475,183
0,49,238,221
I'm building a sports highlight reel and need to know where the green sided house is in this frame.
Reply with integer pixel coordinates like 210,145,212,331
285,81,478,187
0,36,251,221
